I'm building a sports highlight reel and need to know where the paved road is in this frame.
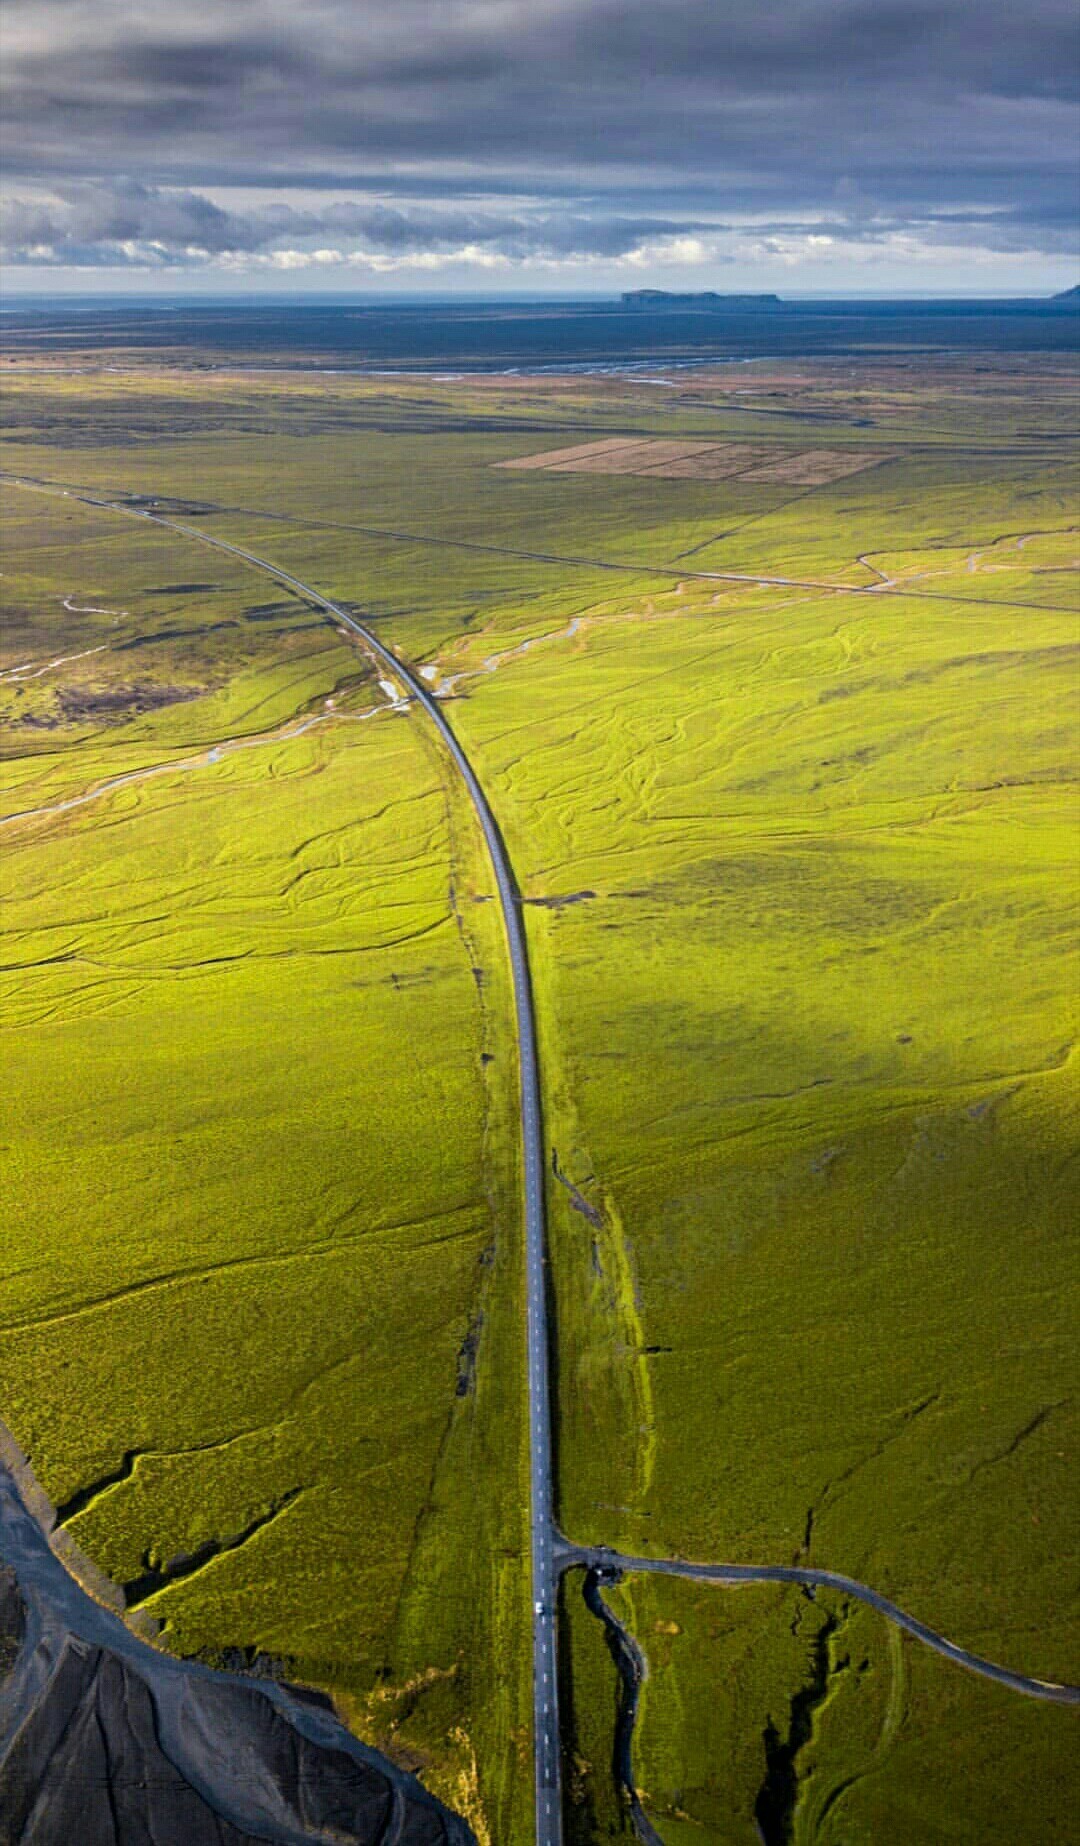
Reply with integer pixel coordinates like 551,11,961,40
562,1543,1080,1707
17,484,566,1846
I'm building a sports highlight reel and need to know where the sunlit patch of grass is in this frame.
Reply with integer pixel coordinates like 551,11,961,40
445,462,1077,1834
0,514,530,1833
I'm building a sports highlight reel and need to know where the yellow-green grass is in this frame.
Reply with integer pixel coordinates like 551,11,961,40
563,1571,1079,1843
443,555,1077,1832
0,490,380,815
1,360,1077,1841
0,495,531,1837
3,357,1074,607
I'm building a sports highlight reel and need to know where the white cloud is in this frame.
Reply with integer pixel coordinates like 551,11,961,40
624,234,710,267
2,177,1075,290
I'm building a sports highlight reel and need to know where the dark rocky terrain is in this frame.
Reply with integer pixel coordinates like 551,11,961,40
0,1557,473,1846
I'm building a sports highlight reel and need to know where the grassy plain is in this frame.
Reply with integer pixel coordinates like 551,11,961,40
0,488,531,1838
1,351,1077,1841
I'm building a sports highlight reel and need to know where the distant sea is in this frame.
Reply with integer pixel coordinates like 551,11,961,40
1,296,1077,370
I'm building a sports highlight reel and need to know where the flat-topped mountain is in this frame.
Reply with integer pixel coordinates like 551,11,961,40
621,289,784,309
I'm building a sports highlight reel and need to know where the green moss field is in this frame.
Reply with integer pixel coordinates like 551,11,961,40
0,352,1076,1841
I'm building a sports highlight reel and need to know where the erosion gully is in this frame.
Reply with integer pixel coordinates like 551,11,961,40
0,1430,474,1845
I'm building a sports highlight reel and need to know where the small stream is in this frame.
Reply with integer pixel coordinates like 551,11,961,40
571,1538,1080,1845
581,1567,666,1846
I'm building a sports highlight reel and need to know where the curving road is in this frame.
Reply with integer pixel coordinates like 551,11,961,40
561,1542,1080,1707
4,482,566,1846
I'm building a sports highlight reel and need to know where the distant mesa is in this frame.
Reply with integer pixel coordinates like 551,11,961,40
621,289,784,309
1050,284,1080,305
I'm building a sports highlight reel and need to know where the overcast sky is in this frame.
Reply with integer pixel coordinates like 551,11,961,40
2,0,1077,293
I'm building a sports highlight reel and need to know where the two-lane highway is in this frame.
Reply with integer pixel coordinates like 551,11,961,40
18,485,567,1846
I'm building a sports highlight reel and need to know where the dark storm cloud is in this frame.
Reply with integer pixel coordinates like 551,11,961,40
1,0,1077,269
0,180,724,265
4,178,1073,271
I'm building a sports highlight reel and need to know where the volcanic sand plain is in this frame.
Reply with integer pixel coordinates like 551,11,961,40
0,353,1077,1842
